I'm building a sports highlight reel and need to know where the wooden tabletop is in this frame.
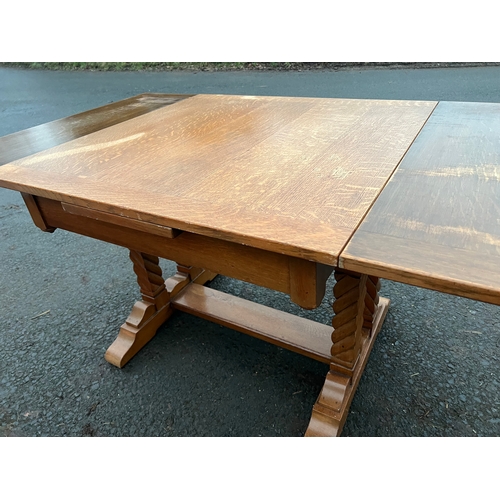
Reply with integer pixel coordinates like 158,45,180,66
0,94,436,265
0,93,191,166
341,101,500,305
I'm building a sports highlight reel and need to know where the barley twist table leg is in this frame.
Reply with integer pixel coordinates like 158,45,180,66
105,251,172,368
305,270,389,437
105,254,218,368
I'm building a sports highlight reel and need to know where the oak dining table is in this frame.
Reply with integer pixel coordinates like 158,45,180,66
0,93,498,436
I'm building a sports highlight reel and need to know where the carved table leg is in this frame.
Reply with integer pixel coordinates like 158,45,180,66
105,253,217,368
305,270,389,437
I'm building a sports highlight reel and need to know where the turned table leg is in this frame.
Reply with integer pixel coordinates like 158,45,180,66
305,270,389,437
105,252,216,368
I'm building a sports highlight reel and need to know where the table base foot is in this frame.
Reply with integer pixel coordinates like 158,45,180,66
305,296,389,437
105,261,217,368
105,296,173,368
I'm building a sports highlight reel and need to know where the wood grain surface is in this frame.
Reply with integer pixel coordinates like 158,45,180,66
171,283,334,364
0,93,192,166
35,196,332,309
0,94,436,265
341,101,500,305
35,196,293,295
61,202,182,239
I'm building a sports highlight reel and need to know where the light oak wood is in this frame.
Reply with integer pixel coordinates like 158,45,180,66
341,101,500,305
4,93,459,436
331,271,368,372
364,275,381,331
0,93,193,166
21,193,55,232
171,283,335,364
0,95,436,265
61,202,182,239
105,258,217,368
170,269,390,437
289,259,333,309
306,285,390,437
33,196,331,309
105,251,172,368
306,269,388,436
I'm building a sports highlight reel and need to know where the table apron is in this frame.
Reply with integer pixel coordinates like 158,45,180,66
32,195,333,309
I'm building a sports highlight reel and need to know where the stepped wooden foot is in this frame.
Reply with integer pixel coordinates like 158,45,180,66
105,252,217,368
305,271,389,437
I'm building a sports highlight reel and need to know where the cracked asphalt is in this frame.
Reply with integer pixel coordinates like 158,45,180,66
1,66,499,437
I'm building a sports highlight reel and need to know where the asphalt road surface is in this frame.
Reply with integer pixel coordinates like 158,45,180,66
1,66,499,437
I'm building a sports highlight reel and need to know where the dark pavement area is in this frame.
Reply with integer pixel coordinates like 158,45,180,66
0,66,499,437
